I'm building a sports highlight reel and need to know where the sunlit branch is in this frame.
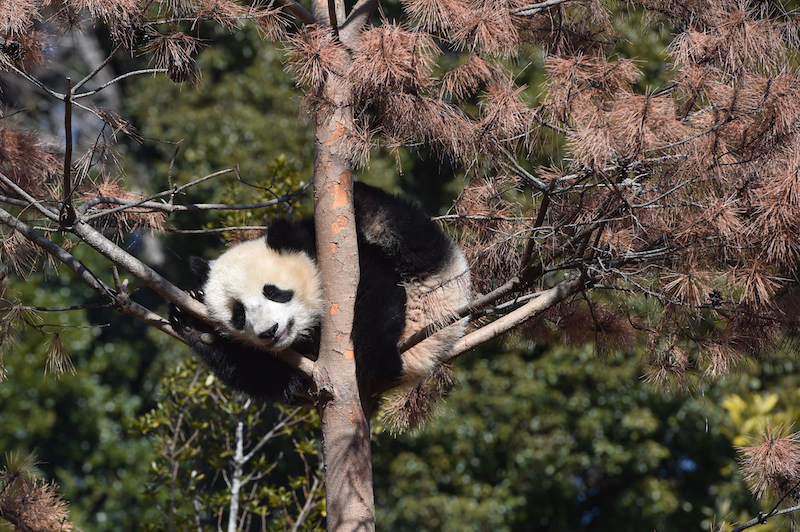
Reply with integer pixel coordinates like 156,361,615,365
448,273,587,358
512,0,574,17
399,253,557,355
398,299,475,354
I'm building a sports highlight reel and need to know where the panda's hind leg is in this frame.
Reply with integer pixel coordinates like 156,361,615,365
351,250,408,384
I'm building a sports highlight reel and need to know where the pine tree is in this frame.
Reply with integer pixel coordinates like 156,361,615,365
3,0,800,529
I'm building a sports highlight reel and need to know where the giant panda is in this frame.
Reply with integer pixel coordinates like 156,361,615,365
170,182,471,404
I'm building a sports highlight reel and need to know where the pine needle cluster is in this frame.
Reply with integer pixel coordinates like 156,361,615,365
738,425,800,502
0,455,73,532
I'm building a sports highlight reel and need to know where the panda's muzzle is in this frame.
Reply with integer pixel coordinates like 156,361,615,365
258,323,279,340
257,318,295,346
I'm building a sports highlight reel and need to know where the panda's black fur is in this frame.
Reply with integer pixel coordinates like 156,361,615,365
171,182,470,403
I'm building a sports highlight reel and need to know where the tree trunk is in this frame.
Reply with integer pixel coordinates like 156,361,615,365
312,72,376,531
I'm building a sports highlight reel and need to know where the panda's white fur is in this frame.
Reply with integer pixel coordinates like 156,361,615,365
202,241,323,352
398,245,470,382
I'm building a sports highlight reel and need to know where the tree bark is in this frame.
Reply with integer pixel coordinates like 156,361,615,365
312,71,376,531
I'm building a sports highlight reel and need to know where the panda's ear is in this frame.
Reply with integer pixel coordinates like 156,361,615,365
267,220,316,256
189,256,211,284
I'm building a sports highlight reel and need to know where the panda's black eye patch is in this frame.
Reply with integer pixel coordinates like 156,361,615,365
231,301,246,330
263,284,293,303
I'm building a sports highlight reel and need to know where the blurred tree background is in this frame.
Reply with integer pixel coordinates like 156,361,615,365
2,3,799,531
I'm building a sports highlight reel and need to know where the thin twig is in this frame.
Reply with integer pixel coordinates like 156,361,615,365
0,172,60,221
730,503,800,532
291,476,321,532
512,0,574,16
60,77,76,228
73,69,169,100
72,43,124,92
82,179,312,220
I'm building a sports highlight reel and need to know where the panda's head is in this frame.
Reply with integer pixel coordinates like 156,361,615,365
191,239,323,351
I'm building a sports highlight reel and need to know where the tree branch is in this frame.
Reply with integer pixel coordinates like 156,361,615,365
0,207,184,341
0,172,60,221
59,77,77,228
69,219,208,321
731,503,800,532
72,43,124,92
512,0,574,17
448,273,587,358
275,0,316,24
339,0,379,41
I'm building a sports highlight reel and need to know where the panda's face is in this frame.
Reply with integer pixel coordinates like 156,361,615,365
202,240,323,351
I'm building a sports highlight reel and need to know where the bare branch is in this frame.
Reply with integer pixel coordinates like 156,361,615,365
0,55,66,100
59,77,76,228
731,503,800,532
0,172,59,221
339,0,379,41
80,174,312,220
73,69,170,100
291,475,321,532
0,207,184,341
512,0,575,17
275,0,315,24
448,273,587,358
72,43,124,92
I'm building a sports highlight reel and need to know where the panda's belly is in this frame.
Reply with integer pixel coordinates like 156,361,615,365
399,254,471,383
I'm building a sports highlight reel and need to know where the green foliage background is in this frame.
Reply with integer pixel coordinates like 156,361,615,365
3,13,800,532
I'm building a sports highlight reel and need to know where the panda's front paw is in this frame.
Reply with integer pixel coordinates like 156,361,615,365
169,302,217,346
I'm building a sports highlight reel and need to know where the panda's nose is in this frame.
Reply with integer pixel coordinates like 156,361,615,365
258,323,279,339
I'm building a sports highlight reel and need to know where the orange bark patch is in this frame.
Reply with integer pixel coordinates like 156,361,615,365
329,179,350,209
331,215,349,234
330,302,340,315
343,349,355,360
325,122,346,144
